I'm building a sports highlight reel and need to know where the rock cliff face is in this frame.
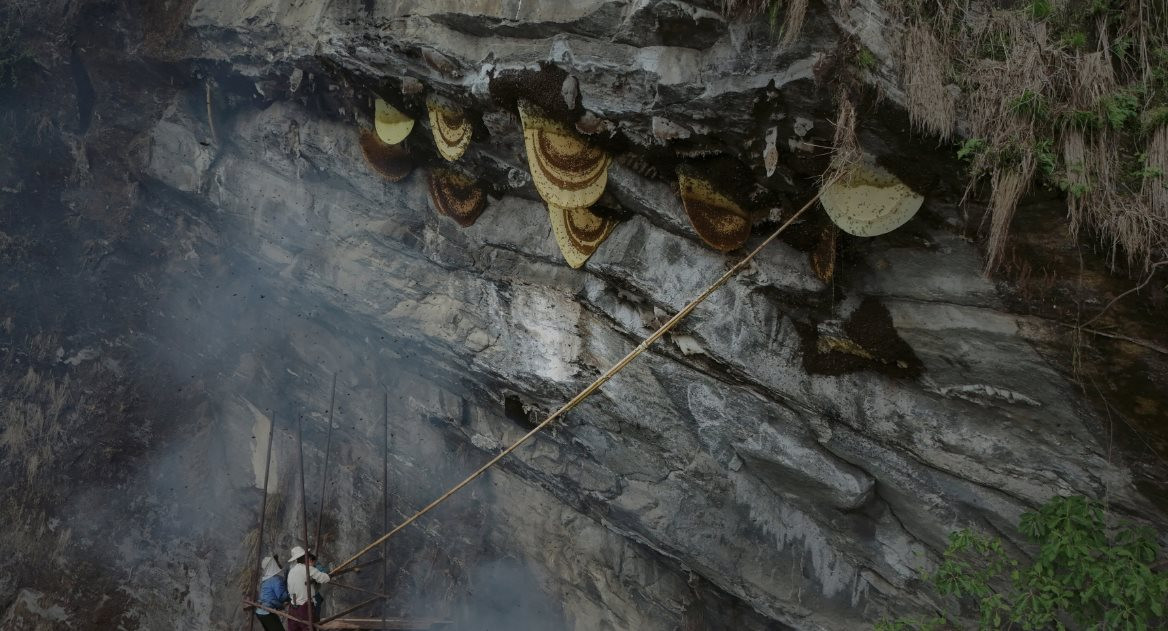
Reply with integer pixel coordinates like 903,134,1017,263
1,1,1165,630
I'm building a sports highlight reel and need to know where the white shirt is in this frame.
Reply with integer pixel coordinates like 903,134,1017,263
287,562,330,606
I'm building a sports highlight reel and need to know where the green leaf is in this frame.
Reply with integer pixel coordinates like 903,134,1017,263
957,138,987,162
919,495,1167,629
1028,0,1054,19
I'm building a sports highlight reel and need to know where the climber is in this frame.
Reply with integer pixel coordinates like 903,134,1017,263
310,555,332,620
254,554,289,631
286,546,330,631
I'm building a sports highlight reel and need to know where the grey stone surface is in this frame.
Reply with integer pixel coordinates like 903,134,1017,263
0,1,1165,630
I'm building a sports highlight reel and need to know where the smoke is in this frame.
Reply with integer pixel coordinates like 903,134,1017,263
449,559,567,631
3,22,581,626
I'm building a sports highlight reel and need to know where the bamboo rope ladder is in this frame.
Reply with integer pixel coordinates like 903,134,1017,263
330,188,827,575
297,412,316,628
315,374,338,554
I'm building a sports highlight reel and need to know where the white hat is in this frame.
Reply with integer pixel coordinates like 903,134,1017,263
261,555,282,580
288,546,306,564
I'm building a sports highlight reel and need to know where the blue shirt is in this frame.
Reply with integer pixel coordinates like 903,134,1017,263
257,574,289,615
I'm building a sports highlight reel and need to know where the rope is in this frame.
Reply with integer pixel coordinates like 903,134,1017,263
331,189,825,573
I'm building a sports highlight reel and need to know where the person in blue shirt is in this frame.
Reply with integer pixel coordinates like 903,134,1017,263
255,554,289,631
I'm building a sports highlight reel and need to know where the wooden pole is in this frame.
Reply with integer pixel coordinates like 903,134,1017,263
382,389,390,626
248,411,278,631
242,599,322,630
298,413,315,628
320,596,379,625
330,581,393,600
315,373,338,554
329,556,383,577
313,373,337,623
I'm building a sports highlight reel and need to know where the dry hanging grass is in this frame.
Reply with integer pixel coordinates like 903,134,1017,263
889,0,1168,273
720,0,805,45
826,90,860,183
729,0,1168,271
235,527,261,597
720,0,769,17
1074,51,1116,107
961,12,1049,272
1144,125,1168,233
903,24,957,139
777,0,808,48
1062,128,1090,235
1057,46,1163,269
985,159,1036,271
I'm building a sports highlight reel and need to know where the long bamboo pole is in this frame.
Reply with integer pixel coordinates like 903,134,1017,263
320,596,380,625
331,189,825,574
382,389,390,626
298,413,315,628
329,556,383,577
330,581,393,600
242,599,322,630
248,411,278,631
315,372,338,553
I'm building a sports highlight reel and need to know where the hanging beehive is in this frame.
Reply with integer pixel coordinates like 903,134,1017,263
517,100,611,209
821,163,923,237
426,97,473,162
426,169,487,227
677,170,751,252
810,225,837,283
547,204,617,269
816,335,875,360
359,130,414,182
374,98,415,146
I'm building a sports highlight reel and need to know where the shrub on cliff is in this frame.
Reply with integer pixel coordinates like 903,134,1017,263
880,495,1168,630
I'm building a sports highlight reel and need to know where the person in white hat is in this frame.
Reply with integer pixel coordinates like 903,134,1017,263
285,546,330,631
254,554,288,631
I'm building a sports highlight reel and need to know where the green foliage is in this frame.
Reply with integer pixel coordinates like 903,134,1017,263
1102,88,1143,130
1148,48,1168,104
767,0,783,33
874,616,946,631
1035,138,1057,176
957,138,987,161
1131,154,1164,181
854,48,878,72
1014,496,1166,628
1059,179,1091,199
1142,106,1168,135
1064,108,1105,131
1060,30,1088,49
1009,90,1051,121
883,496,1168,630
1087,0,1116,15
1028,0,1054,19
1056,87,1144,131
1112,35,1135,62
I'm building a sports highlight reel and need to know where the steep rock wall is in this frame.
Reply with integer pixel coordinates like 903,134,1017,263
1,1,1165,630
